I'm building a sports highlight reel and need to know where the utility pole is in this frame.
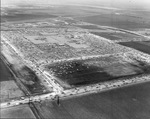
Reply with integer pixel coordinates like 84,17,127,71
55,95,60,106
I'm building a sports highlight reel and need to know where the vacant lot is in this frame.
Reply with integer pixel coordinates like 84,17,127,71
1,104,36,119
34,81,150,119
119,41,150,55
45,55,150,88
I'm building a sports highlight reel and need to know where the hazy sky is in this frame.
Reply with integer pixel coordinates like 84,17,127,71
2,0,150,10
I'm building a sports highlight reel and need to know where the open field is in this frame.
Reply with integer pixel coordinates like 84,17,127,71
1,104,36,119
139,41,150,47
119,41,150,55
0,58,13,82
1,41,50,95
45,55,150,88
75,25,105,30
0,58,24,102
1,13,57,23
13,66,50,95
1,5,104,23
34,81,150,119
2,5,150,30
91,32,121,40
91,31,149,42
0,80,24,102
1,7,59,23
76,14,150,30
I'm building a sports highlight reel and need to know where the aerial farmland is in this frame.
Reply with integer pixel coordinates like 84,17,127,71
1,2,150,119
